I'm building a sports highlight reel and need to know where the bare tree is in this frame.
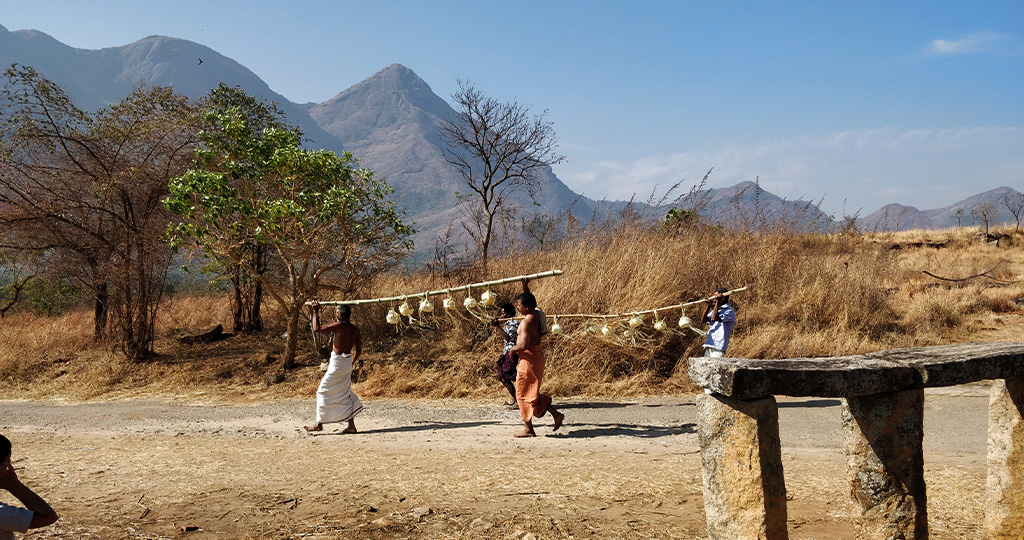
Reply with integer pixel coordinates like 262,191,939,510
1000,191,1024,230
0,65,198,359
440,81,564,263
970,201,999,235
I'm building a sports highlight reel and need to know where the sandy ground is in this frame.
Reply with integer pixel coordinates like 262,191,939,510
0,382,994,540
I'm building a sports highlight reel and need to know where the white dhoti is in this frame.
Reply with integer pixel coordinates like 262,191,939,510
315,352,363,425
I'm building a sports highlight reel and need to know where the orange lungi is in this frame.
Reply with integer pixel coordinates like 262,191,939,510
515,345,551,422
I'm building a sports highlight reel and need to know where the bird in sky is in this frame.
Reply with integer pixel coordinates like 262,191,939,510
198,57,203,65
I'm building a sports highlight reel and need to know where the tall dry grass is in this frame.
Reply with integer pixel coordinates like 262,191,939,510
2,225,1021,400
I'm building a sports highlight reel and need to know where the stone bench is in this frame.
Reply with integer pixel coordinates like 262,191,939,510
687,341,1024,540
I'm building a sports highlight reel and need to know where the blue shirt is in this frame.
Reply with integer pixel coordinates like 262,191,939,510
703,303,736,353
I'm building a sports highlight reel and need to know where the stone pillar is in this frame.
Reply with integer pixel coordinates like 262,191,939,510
842,389,927,540
986,378,1024,539
697,392,788,540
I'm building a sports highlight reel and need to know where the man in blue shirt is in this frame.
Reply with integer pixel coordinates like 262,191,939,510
701,288,736,357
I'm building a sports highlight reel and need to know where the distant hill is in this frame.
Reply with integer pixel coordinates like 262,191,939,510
0,24,344,155
861,186,1023,231
4,23,1019,257
307,64,596,254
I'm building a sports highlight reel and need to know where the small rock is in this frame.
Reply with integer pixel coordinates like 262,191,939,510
470,517,494,531
522,533,538,540
408,506,432,519
265,372,285,386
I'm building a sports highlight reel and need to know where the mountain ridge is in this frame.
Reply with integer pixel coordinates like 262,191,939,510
2,24,1020,247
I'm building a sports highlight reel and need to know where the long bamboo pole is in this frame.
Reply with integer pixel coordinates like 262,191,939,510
311,270,564,306
498,286,748,321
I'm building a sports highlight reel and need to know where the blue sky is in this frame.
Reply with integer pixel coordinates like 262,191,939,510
3,0,1022,216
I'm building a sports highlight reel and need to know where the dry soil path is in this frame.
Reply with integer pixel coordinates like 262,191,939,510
0,383,992,539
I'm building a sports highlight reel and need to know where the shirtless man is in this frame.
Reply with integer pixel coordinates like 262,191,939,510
509,292,565,437
304,301,363,434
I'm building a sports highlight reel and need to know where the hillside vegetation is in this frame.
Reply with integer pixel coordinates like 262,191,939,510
1,224,1022,402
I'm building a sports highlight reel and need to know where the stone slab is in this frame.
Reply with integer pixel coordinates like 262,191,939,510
688,342,1024,399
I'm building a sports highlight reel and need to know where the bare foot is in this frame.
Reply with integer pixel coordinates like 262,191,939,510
513,429,536,438
552,410,564,432
342,426,358,434
303,424,323,432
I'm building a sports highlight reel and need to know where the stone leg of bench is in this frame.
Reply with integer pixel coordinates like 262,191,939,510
842,389,927,540
697,393,788,540
986,378,1024,539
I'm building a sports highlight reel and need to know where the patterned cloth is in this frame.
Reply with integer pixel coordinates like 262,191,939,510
314,352,363,425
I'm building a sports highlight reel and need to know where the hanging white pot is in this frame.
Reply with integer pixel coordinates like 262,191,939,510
398,302,414,317
419,298,434,313
550,316,563,335
480,289,496,306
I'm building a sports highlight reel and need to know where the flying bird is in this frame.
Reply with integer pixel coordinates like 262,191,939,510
198,58,204,65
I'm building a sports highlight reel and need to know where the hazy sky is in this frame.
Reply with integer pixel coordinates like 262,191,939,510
3,1,1022,215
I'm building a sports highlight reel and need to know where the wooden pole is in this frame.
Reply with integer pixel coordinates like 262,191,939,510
499,286,748,321
310,270,564,306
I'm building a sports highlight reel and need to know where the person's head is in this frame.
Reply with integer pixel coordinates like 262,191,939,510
498,302,515,318
0,434,10,464
515,292,537,313
335,305,351,321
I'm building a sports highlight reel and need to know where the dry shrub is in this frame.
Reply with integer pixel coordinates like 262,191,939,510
4,223,1021,400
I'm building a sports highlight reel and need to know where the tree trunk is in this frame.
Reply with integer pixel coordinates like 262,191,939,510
93,280,108,341
283,306,301,370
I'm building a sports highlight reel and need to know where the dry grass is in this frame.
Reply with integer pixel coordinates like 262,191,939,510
2,224,1021,401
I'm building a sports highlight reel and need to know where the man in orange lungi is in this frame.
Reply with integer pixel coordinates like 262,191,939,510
509,291,565,438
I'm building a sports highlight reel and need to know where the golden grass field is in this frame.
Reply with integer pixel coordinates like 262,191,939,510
1,224,1021,402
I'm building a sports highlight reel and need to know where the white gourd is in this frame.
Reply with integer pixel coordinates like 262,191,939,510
653,319,667,331
443,297,455,309
419,298,433,313
601,324,614,336
629,316,643,328
480,289,496,306
678,315,691,328
386,310,400,325
399,302,414,317
464,297,478,309
550,316,563,335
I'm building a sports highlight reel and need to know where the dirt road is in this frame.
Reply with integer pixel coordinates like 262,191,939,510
0,384,992,539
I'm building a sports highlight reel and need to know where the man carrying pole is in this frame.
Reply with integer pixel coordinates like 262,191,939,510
304,301,363,434
700,288,737,357
510,290,565,437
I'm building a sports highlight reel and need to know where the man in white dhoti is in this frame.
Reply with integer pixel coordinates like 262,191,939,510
304,302,363,434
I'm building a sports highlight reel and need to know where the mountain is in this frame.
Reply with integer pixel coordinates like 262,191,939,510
307,64,596,253
0,24,344,155
5,24,1017,255
861,187,1023,231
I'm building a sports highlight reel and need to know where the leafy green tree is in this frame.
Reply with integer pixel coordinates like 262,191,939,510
166,108,413,369
200,84,302,334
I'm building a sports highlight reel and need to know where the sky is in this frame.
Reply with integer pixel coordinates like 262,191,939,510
2,0,1022,216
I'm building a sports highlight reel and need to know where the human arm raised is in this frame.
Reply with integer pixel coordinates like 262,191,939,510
0,461,58,528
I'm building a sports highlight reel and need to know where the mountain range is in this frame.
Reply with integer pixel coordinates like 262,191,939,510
1,24,1020,258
